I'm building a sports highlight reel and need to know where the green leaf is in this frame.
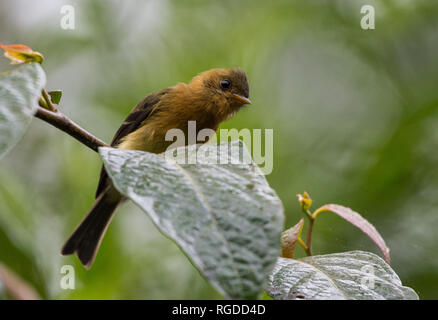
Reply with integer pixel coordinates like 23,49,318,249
0,63,46,159
267,251,418,300
99,140,284,299
48,90,62,104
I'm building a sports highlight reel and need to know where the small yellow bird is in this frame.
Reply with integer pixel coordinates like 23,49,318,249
61,68,251,268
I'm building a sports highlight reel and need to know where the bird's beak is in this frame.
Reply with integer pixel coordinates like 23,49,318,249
232,93,251,105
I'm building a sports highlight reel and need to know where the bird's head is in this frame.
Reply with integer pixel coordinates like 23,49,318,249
189,68,251,119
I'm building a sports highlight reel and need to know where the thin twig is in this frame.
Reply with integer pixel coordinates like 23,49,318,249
303,207,331,256
297,237,312,256
305,217,314,256
34,106,109,152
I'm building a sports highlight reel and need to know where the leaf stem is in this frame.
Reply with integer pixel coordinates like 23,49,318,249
34,106,109,152
312,207,331,219
38,96,49,110
41,89,57,112
303,207,331,254
297,237,312,256
305,217,314,256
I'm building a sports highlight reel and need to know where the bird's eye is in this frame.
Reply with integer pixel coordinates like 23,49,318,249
220,79,231,90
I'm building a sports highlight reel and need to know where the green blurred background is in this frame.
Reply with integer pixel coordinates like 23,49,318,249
0,0,437,299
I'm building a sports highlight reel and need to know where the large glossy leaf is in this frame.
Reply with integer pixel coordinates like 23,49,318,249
267,251,418,300
0,63,45,159
100,141,284,299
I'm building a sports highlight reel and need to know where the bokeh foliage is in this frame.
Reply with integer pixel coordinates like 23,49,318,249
0,0,437,299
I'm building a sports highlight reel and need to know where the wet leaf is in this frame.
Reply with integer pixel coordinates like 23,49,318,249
99,140,284,299
0,44,44,64
315,204,390,264
267,251,418,300
0,63,46,159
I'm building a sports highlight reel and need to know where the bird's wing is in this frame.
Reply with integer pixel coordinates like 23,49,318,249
95,88,171,198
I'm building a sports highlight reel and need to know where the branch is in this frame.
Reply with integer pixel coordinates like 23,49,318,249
34,106,109,152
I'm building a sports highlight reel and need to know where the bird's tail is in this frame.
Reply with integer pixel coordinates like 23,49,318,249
61,189,120,268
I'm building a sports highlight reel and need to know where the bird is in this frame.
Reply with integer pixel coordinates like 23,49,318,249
61,68,251,268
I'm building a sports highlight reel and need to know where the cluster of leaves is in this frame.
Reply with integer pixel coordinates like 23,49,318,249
0,45,418,300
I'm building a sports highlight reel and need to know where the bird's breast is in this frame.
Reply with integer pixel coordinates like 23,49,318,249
117,101,220,153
